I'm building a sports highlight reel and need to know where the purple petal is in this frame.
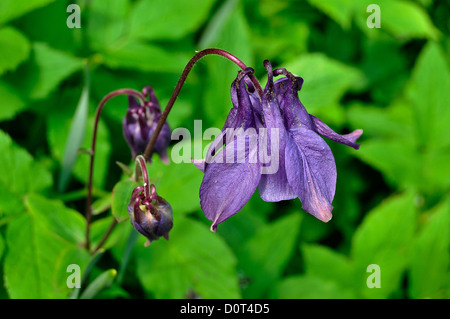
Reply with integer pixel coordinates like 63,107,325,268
284,126,337,222
258,127,296,202
153,122,171,154
146,87,162,110
200,133,260,232
202,70,260,171
310,115,363,150
258,155,296,201
272,73,313,130
191,158,206,172
258,63,296,201
128,95,141,109
200,161,261,232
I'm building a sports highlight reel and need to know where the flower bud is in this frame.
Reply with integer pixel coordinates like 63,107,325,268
128,184,173,246
123,86,171,163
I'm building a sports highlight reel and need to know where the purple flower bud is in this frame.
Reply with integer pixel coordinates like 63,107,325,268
128,184,173,246
123,86,171,163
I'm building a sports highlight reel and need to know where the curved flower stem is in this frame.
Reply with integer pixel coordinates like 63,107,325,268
85,89,146,251
91,219,118,255
135,155,150,198
143,48,263,161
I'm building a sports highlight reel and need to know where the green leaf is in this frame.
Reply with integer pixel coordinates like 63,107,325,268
302,244,354,290
4,194,88,298
91,193,112,216
13,0,79,53
381,0,439,40
68,250,105,299
59,80,89,192
0,233,4,260
354,138,422,189
202,5,254,127
111,178,140,222
0,130,52,219
0,80,26,121
281,53,365,124
0,27,30,75
47,111,111,190
271,275,356,299
129,0,216,40
24,43,83,100
54,246,91,298
237,213,302,298
409,200,450,298
101,40,189,73
80,269,117,299
307,0,354,29
136,216,240,298
351,192,417,298
347,101,413,140
405,42,450,150
116,229,139,285
352,42,450,193
25,193,86,245
4,214,64,298
0,0,55,24
359,38,408,104
198,0,240,48
354,0,439,40
87,0,129,51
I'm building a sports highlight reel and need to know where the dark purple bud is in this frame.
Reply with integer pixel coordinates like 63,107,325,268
128,156,173,245
123,86,171,163
128,186,173,246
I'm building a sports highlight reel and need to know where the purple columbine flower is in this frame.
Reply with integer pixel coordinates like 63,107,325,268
194,68,263,232
123,86,171,163
195,61,362,231
128,156,173,245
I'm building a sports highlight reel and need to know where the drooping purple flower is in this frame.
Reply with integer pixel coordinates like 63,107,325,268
196,61,363,231
123,86,171,163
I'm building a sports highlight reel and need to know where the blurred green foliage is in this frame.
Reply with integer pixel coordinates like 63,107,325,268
0,0,449,299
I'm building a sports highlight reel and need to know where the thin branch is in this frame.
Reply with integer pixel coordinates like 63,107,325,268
85,89,145,250
143,48,263,161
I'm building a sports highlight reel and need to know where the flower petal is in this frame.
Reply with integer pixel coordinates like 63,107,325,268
310,115,363,150
191,158,206,172
258,117,296,202
128,95,141,109
285,126,337,222
200,133,261,232
258,155,296,201
258,61,296,201
272,71,313,130
153,121,171,154
203,69,260,169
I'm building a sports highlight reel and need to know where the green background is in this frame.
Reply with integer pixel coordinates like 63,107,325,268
0,0,449,299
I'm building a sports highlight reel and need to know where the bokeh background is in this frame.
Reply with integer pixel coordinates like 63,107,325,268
0,0,449,299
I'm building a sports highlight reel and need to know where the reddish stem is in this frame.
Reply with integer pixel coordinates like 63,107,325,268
143,48,263,161
136,155,150,199
85,89,146,251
